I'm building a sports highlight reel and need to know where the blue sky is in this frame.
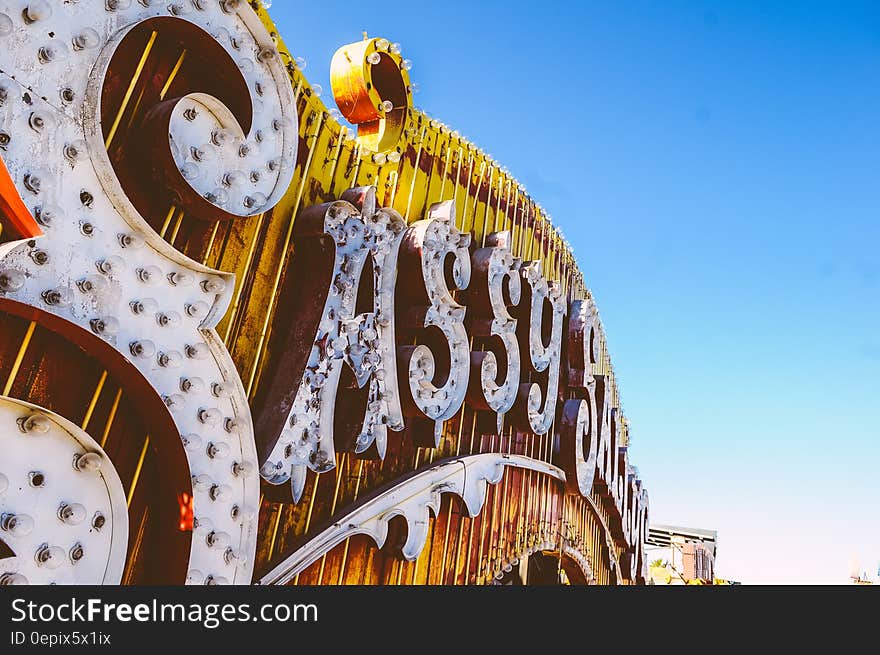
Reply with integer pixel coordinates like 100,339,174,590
267,1,880,583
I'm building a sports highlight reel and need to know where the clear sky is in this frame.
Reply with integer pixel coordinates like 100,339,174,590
267,1,880,584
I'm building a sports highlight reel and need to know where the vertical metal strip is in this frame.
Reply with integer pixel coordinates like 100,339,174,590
127,436,150,507
3,321,36,396
80,370,108,431
247,113,326,397
105,31,158,149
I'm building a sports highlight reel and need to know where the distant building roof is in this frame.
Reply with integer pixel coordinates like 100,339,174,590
647,525,718,558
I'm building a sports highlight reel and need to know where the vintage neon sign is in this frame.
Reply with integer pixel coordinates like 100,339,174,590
254,191,651,581
0,0,650,584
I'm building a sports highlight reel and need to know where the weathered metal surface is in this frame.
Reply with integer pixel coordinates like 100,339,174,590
259,453,565,585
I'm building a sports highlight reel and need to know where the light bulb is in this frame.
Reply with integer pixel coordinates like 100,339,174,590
211,128,235,147
267,156,292,172
232,461,254,478
367,52,380,65
272,115,295,133
29,249,49,265
64,140,88,163
19,413,50,435
23,171,44,192
181,433,202,451
191,143,216,162
78,274,109,295
185,301,209,319
0,573,28,585
198,407,222,425
73,452,103,473
38,40,69,64
106,0,133,10
72,28,101,51
168,1,192,15
58,503,87,526
231,504,255,523
186,343,211,360
0,14,12,37
119,232,145,249
157,311,182,328
137,266,163,284
180,376,205,394
243,192,267,210
35,545,65,569
158,350,183,368
238,141,254,158
201,277,226,295
2,513,34,536
186,570,205,584
192,476,213,493
211,381,235,398
401,59,413,71
130,340,156,359
0,269,25,293
97,256,125,276
381,100,394,113
224,417,247,434
168,271,193,287
90,317,120,337
206,442,230,459
205,187,229,206
209,484,232,502
180,162,200,180
130,298,158,315
25,1,53,23
164,394,186,412
223,170,247,187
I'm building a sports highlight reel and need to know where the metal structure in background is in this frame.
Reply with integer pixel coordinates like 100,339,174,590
646,525,718,585
0,0,648,586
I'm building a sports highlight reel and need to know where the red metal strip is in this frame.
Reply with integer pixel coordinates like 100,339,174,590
0,153,41,240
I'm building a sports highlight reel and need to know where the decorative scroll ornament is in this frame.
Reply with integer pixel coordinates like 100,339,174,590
0,397,128,585
513,261,565,435
259,188,407,502
259,453,565,586
0,0,298,584
465,231,522,432
397,201,472,445
330,36,413,154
